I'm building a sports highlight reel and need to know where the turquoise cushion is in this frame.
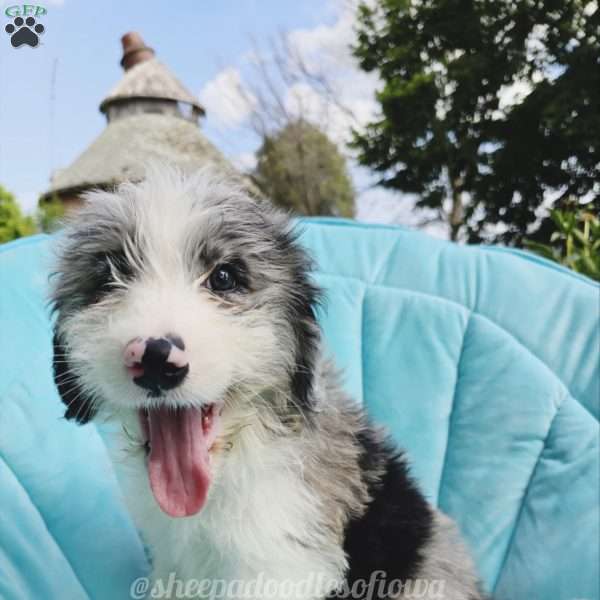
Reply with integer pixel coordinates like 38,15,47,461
0,220,598,600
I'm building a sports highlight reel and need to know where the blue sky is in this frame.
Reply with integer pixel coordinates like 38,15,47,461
0,0,428,231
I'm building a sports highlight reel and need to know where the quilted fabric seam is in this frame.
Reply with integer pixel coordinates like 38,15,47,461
372,236,403,286
436,310,472,506
491,388,569,593
0,448,90,600
314,271,596,422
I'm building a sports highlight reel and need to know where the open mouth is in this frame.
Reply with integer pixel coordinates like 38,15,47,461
139,404,222,518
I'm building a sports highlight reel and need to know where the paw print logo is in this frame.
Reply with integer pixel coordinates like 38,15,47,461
5,16,45,48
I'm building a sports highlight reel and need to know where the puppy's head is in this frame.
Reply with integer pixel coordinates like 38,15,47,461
51,166,320,517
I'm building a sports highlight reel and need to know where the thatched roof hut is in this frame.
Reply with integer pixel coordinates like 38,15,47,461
42,32,234,208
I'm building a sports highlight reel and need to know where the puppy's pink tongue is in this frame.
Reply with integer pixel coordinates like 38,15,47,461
146,407,211,517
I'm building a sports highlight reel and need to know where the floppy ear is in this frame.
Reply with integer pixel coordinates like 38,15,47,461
288,279,321,412
52,331,96,424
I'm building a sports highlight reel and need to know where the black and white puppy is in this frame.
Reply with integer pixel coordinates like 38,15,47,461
51,166,485,599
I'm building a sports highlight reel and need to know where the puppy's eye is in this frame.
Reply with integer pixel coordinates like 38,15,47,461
208,264,238,292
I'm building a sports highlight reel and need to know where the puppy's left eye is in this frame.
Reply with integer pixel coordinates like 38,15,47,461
208,264,238,292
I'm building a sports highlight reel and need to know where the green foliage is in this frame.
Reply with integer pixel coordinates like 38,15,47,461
37,195,65,233
0,185,36,243
525,205,600,281
254,120,354,217
352,0,599,243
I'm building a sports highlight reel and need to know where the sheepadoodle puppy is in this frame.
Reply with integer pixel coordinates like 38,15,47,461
51,167,485,600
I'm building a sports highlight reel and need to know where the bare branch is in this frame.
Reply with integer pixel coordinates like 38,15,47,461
234,33,358,141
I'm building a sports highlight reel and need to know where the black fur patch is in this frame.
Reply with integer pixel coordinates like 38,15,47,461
84,249,134,305
52,332,96,424
288,292,320,410
333,429,434,597
52,245,135,316
280,229,321,412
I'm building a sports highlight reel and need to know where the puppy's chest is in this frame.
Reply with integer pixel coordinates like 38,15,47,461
148,456,346,599
167,525,333,592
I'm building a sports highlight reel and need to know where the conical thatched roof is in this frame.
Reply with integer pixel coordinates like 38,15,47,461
43,113,233,199
42,32,234,202
99,58,204,115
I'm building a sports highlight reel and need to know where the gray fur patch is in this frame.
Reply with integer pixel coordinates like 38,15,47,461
409,511,485,599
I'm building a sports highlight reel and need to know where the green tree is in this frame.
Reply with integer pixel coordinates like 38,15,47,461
352,0,599,243
254,120,354,217
0,185,36,243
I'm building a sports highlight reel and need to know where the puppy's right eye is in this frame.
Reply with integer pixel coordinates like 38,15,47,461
208,264,238,292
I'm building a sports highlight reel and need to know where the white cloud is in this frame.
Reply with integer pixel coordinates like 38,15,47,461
199,67,256,128
282,81,377,147
356,185,415,225
287,3,356,70
351,165,448,238
232,152,257,172
356,187,448,239
285,0,380,140
202,0,380,144
283,83,342,139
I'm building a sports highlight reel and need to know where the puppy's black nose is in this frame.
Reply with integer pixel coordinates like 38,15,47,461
128,336,189,395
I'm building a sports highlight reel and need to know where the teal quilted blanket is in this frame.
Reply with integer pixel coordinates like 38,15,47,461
0,219,598,600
